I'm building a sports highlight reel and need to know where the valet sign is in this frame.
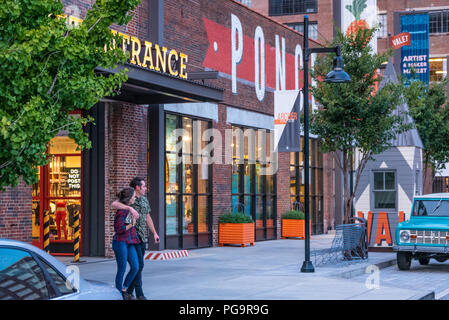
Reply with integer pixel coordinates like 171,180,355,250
400,14,429,83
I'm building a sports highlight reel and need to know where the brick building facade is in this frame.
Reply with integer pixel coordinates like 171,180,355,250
0,0,336,258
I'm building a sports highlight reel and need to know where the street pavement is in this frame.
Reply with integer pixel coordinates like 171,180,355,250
350,258,449,300
58,235,441,300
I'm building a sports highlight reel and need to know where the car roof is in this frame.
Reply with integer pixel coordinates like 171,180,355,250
0,238,72,273
414,193,449,199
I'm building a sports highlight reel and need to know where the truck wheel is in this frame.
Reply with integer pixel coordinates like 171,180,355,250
397,252,411,270
436,257,448,263
418,257,430,265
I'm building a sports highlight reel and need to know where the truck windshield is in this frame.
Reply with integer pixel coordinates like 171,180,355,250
413,199,449,217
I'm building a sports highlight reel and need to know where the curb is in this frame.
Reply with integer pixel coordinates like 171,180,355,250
409,291,435,300
144,250,189,260
333,258,397,279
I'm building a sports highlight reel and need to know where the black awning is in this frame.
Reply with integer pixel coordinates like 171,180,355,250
96,63,224,104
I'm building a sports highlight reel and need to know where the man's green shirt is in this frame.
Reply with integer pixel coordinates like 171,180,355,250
131,195,151,242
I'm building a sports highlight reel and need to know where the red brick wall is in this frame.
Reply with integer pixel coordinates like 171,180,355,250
251,0,335,44
0,180,32,242
164,0,320,115
105,102,148,257
62,0,150,40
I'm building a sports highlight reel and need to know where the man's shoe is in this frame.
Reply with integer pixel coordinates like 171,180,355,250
121,291,135,300
136,296,147,300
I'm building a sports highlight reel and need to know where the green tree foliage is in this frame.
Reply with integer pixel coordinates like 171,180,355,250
0,0,141,190
310,27,410,223
402,76,449,186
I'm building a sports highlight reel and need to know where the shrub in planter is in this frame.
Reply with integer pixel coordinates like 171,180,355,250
282,210,305,220
281,210,309,239
218,212,254,224
218,212,255,247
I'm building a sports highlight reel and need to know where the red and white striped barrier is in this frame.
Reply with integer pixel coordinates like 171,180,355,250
144,250,189,260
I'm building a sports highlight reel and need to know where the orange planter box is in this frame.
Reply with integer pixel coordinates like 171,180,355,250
219,223,255,247
281,219,311,239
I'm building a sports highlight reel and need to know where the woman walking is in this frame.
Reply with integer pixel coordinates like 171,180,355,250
112,187,140,300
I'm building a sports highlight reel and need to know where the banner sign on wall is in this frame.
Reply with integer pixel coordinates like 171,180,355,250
274,90,302,153
340,0,378,53
400,14,429,84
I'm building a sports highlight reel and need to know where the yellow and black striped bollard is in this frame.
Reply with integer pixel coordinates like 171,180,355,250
73,210,80,263
43,210,50,254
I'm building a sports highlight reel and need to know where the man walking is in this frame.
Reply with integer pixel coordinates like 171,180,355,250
112,177,160,300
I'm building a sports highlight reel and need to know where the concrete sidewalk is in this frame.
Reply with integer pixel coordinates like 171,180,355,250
59,235,434,300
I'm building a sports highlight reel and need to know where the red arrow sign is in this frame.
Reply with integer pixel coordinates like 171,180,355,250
390,32,411,50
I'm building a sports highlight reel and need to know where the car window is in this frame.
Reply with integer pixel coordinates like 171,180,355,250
38,257,76,296
413,199,449,217
0,248,49,300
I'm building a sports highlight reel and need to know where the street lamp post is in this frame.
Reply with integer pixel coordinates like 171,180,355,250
301,15,351,273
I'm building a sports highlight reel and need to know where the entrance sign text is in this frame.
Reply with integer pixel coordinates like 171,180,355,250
66,15,188,79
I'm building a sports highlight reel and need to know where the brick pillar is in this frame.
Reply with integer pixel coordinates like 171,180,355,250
105,102,148,257
276,152,290,238
211,104,232,246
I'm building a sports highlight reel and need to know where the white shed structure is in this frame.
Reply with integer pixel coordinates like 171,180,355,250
354,61,424,249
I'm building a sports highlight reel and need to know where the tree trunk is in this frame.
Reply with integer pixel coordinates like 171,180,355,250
342,151,351,224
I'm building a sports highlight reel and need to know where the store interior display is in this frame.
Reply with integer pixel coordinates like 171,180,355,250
32,135,83,252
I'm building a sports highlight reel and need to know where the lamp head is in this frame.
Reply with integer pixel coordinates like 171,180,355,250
324,52,351,83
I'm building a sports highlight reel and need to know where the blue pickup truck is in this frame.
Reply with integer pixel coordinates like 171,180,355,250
394,193,449,271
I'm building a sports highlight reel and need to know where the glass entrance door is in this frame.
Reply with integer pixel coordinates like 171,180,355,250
32,136,82,256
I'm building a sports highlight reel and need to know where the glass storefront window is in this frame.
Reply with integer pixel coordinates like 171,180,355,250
198,196,209,233
32,133,83,253
198,157,209,194
166,154,178,194
231,125,276,240
255,196,264,229
232,159,240,195
290,138,324,234
48,156,81,198
166,114,178,153
244,163,252,194
182,196,194,234
429,57,447,83
165,113,212,249
182,117,193,154
166,195,177,236
182,155,193,194
48,199,81,241
255,163,263,194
